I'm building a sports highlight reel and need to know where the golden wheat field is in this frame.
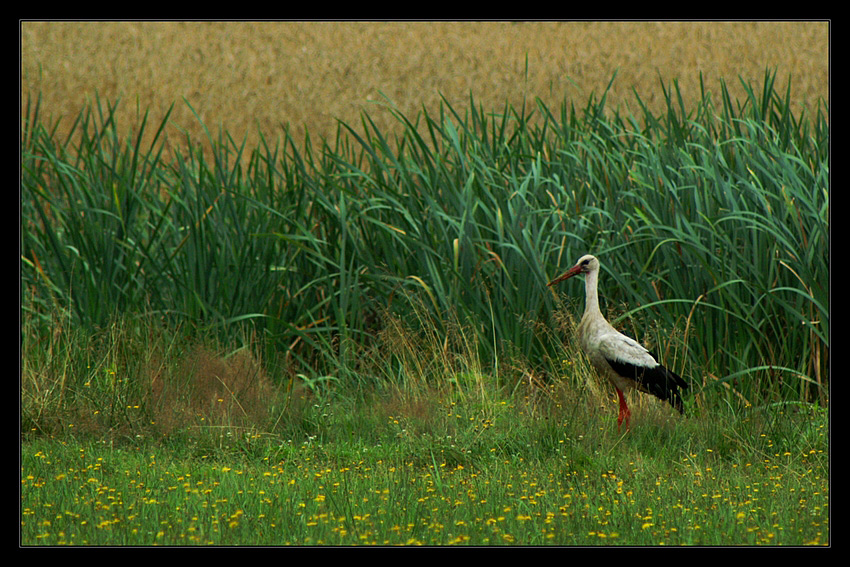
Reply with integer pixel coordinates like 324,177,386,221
21,21,829,152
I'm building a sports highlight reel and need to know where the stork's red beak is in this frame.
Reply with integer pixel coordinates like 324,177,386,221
547,264,583,287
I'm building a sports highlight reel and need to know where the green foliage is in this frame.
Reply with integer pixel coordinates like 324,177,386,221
20,70,829,546
21,393,828,545
22,69,829,412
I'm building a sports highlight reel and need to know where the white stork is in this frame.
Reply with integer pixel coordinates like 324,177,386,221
548,254,688,431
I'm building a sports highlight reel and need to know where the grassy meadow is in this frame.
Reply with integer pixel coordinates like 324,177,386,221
21,22,828,546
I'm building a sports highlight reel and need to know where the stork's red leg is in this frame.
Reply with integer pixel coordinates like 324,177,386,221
615,388,631,432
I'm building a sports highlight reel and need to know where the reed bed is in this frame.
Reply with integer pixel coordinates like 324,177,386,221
22,70,828,416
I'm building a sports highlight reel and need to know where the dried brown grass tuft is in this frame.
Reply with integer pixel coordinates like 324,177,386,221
149,345,282,436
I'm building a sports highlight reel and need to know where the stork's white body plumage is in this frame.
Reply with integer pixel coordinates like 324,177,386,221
548,254,688,430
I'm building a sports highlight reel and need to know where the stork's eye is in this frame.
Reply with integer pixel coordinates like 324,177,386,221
581,259,590,266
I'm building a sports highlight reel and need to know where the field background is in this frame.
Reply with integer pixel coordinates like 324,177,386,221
21,21,830,546
21,21,829,153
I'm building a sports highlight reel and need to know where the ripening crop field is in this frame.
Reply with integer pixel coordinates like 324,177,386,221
21,21,829,547
21,21,828,153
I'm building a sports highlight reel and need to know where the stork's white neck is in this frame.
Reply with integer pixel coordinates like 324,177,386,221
583,266,603,320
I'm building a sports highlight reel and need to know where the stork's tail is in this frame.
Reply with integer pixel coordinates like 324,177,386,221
652,365,688,414
605,356,689,414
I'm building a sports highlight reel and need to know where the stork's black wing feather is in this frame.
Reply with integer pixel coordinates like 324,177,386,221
605,358,688,414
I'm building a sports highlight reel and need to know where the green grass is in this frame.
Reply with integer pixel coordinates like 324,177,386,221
21,389,828,545
20,299,828,546
21,69,829,545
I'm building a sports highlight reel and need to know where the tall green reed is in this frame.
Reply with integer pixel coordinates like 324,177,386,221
22,95,287,333
21,70,828,407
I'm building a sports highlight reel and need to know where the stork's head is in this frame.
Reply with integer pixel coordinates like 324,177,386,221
547,254,599,286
